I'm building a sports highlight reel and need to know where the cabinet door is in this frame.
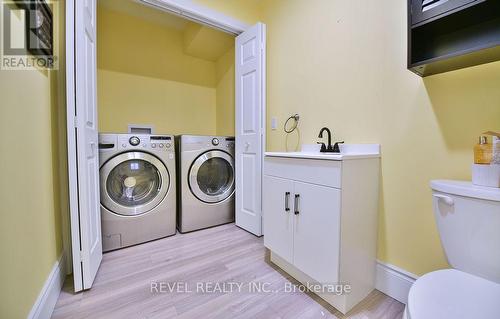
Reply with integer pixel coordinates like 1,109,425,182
263,175,294,263
411,0,477,25
293,181,341,284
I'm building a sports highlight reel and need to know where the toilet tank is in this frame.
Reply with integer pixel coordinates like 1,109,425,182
431,180,500,283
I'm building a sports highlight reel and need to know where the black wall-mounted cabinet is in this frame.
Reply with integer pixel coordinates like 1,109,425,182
411,0,478,26
408,0,500,77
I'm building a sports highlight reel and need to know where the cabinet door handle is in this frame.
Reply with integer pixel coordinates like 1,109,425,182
285,192,290,212
294,194,300,215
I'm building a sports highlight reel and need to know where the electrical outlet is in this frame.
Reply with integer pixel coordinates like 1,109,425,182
271,117,277,130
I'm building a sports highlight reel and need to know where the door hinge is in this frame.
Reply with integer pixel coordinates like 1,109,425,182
79,250,84,262
74,116,78,127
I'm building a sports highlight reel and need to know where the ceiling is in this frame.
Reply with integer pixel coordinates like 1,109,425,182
98,0,234,61
98,0,189,30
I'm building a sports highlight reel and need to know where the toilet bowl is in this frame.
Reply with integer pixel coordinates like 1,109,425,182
406,180,500,319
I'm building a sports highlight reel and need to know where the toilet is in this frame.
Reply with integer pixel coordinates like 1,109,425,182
404,180,500,319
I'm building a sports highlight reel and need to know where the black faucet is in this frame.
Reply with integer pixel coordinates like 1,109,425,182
318,127,333,152
318,127,344,153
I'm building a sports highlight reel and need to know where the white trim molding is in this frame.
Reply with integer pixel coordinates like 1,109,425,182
27,255,66,319
375,260,418,305
137,0,249,35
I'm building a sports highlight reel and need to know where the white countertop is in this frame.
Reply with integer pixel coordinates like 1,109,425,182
265,144,380,160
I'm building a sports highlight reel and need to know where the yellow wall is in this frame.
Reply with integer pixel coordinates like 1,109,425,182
97,7,216,88
98,69,217,135
197,0,500,275
97,6,234,136
215,47,235,136
0,1,67,318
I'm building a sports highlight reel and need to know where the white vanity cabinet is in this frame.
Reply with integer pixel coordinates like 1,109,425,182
264,176,341,284
263,146,380,314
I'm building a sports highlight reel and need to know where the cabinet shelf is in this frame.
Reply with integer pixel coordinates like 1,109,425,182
408,0,500,76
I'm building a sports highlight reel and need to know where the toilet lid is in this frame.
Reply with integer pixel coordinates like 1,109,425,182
430,180,500,202
408,269,500,319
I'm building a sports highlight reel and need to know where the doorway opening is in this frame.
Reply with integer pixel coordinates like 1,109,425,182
66,0,265,291
97,0,236,137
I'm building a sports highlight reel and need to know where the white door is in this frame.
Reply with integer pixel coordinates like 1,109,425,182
293,181,341,284
263,176,294,263
235,23,266,236
67,0,102,291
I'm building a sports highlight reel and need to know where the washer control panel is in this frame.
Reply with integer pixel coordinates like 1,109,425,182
225,137,235,150
149,135,173,151
150,142,172,149
129,136,140,146
115,135,174,152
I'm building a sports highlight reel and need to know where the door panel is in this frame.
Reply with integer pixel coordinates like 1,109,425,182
74,0,102,290
263,176,294,263
235,23,266,236
241,154,256,214
242,71,256,132
87,159,99,255
293,181,341,284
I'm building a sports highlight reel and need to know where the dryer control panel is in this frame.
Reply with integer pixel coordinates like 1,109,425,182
180,135,235,153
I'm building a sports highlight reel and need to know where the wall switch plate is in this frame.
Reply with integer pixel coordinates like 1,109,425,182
271,117,278,130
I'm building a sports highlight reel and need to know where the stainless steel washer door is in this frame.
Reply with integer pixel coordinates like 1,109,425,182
100,152,169,216
189,150,234,203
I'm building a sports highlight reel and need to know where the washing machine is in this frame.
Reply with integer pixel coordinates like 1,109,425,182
177,135,235,233
98,133,176,252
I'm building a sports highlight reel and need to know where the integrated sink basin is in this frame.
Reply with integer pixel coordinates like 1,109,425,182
265,144,380,160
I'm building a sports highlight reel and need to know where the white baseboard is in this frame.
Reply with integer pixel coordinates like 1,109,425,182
375,260,418,305
28,254,66,319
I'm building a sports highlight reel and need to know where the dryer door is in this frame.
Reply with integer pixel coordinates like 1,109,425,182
100,152,170,216
189,150,235,203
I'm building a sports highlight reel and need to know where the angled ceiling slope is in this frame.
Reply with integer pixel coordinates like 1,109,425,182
183,22,234,62
99,0,234,62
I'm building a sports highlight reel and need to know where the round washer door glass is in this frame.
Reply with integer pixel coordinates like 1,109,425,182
100,152,169,216
189,150,234,203
107,160,160,206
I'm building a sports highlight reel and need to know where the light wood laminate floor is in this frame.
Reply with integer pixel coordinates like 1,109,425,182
53,224,404,319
